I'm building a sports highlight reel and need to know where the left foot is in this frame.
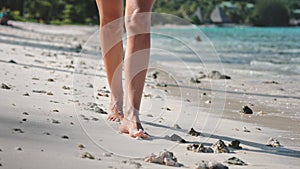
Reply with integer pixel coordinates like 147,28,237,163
119,118,150,139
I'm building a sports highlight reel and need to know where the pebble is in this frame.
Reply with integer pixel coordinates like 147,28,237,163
22,112,29,115
240,106,253,114
187,144,213,153
225,157,247,166
16,147,22,151
1,83,11,90
61,135,69,139
145,150,183,167
211,140,229,153
81,152,95,160
173,124,182,129
47,78,55,82
51,119,60,124
62,86,71,90
78,144,85,149
229,140,242,149
13,128,24,133
266,138,281,147
53,109,59,112
188,128,201,137
208,71,231,80
8,59,17,64
195,160,228,169
32,90,47,94
165,134,187,143
23,92,30,96
243,127,251,132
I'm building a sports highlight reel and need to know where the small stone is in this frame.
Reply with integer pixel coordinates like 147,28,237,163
151,71,159,79
8,59,17,64
16,147,22,151
103,152,113,157
23,92,30,96
94,106,107,114
166,107,171,111
32,90,47,94
195,36,201,42
229,140,242,149
208,71,230,80
53,109,59,112
195,160,228,169
173,124,182,129
62,86,71,90
13,128,24,133
188,128,201,137
205,100,211,104
145,150,183,167
22,118,27,122
47,92,53,95
243,127,251,132
97,92,109,97
61,135,69,139
225,157,247,166
146,114,153,117
241,106,253,114
51,119,60,124
263,81,279,84
78,144,85,149
43,132,51,135
156,82,167,87
32,77,39,80
190,77,201,83
187,144,213,153
211,140,229,153
266,138,281,147
1,83,11,90
23,112,29,115
47,78,55,82
166,134,187,143
81,152,95,160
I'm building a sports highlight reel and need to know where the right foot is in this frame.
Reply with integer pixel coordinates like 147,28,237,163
119,118,150,139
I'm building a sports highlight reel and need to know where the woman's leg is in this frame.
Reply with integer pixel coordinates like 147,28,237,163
120,0,155,138
96,0,124,121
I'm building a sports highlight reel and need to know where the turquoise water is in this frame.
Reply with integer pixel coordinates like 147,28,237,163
150,26,300,75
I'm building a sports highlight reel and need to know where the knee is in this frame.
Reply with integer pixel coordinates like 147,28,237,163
125,9,151,34
100,14,123,36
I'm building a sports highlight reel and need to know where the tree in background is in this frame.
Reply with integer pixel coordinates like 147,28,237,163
253,0,290,26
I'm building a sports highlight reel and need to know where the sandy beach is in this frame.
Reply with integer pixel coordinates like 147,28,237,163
0,21,300,169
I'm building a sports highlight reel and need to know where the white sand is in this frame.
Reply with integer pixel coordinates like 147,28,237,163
0,21,299,169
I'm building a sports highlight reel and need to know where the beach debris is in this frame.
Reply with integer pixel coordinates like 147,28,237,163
188,128,201,137
144,150,183,167
205,100,211,104
240,106,253,114
16,147,22,151
62,85,71,90
23,92,30,96
187,144,213,153
263,81,279,84
165,134,187,143
98,92,109,97
151,71,159,79
208,71,231,80
61,135,69,139
47,78,55,82
266,138,281,147
243,127,251,132
211,140,229,153
195,160,228,169
43,132,51,135
195,35,201,42
1,83,11,90
225,157,247,166
12,128,24,133
166,107,171,111
156,82,167,87
103,152,113,157
255,127,262,131
22,118,27,122
86,102,108,114
22,112,29,115
229,140,242,149
78,144,85,149
173,124,182,129
75,44,82,53
8,59,17,64
53,109,59,112
51,119,60,124
190,77,201,83
81,152,95,160
32,90,47,94
32,77,39,80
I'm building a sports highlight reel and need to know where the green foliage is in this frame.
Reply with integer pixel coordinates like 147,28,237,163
0,0,298,26
253,0,290,26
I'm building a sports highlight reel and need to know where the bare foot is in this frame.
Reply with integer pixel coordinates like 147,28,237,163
119,118,150,139
107,103,123,121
